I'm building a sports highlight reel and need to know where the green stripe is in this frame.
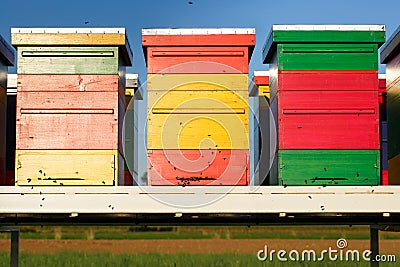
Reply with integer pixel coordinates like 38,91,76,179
277,43,379,70
17,46,120,74
278,150,380,186
273,30,385,44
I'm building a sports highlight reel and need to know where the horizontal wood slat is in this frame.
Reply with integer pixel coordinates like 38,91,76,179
148,149,249,186
146,47,250,74
17,47,120,74
147,74,248,91
17,74,119,92
15,150,119,186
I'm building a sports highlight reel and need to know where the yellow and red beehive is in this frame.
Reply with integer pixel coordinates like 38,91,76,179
142,28,255,185
12,28,132,185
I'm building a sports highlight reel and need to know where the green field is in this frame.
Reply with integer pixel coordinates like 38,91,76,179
0,252,397,267
1,225,400,240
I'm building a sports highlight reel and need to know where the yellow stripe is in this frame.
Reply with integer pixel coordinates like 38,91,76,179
12,33,126,46
15,150,119,186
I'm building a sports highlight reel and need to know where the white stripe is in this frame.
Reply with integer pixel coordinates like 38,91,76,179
378,74,386,79
11,28,126,34
7,74,17,88
142,28,255,35
272,25,385,31
253,70,270,77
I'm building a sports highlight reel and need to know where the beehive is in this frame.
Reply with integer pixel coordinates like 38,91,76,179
12,28,132,186
143,28,255,185
0,34,15,184
263,25,385,185
380,27,400,185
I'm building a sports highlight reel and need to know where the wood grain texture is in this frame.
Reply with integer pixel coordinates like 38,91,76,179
147,74,248,91
276,90,380,149
146,47,250,74
148,149,249,185
148,90,249,149
17,74,119,92
12,33,126,46
148,90,248,110
16,91,124,150
148,113,249,149
142,34,255,47
15,150,119,186
17,47,120,74
278,150,380,186
277,44,379,70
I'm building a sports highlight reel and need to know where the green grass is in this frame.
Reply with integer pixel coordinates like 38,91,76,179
1,225,400,240
0,252,397,267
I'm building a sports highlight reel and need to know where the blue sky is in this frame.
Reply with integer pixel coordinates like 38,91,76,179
2,0,399,76
1,0,399,178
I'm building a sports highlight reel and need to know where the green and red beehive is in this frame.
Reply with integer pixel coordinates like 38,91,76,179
263,25,385,186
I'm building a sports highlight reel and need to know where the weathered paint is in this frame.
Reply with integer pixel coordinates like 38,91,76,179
278,150,380,186
148,90,248,110
263,25,385,63
16,91,123,150
148,149,249,185
15,150,119,186
145,46,250,74
148,113,249,150
17,47,120,74
277,90,379,149
11,28,132,66
275,44,379,70
17,74,119,92
148,90,249,149
147,74,248,91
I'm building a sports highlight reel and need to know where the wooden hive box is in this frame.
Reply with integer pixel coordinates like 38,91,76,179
142,28,255,74
11,28,133,185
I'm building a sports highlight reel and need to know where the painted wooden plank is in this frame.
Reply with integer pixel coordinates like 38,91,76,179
277,90,379,149
142,28,255,35
148,89,248,149
147,74,248,91
263,26,385,63
15,150,119,186
146,47,250,74
0,34,15,66
0,88,5,182
16,91,123,150
148,113,249,150
253,75,269,86
148,90,248,110
17,47,119,74
278,150,380,186
148,149,249,186
276,44,379,70
17,74,119,92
